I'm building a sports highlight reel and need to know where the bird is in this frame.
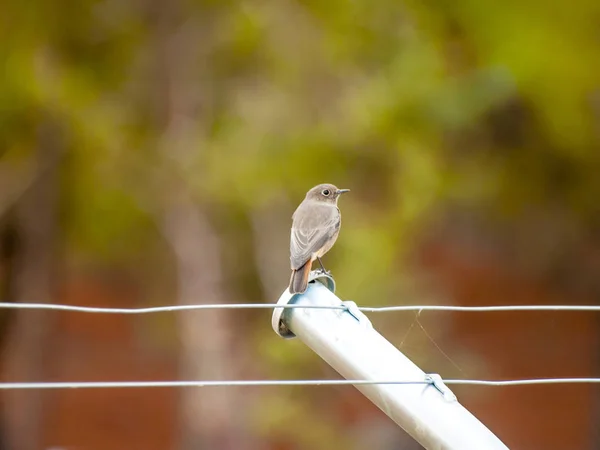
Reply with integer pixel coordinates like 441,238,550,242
289,183,349,294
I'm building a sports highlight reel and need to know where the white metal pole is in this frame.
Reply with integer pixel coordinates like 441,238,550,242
272,272,510,450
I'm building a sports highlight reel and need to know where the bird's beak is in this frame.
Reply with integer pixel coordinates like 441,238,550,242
336,189,350,195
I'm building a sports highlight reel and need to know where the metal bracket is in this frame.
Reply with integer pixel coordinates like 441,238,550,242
425,373,457,402
272,270,337,339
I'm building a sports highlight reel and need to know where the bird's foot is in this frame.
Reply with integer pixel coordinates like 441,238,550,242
316,268,332,276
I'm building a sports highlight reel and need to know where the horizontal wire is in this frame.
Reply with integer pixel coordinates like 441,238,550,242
361,305,600,312
0,302,599,314
444,378,600,386
0,303,342,313
0,378,598,389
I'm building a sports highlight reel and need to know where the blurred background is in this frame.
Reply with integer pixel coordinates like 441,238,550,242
1,0,600,449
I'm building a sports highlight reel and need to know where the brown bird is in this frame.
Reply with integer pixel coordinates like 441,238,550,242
289,183,350,294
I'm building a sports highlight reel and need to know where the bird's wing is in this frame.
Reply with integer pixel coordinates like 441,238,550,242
290,203,340,270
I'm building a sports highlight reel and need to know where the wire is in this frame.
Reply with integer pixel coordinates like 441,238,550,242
0,302,599,314
0,378,598,389
361,305,600,312
0,303,347,313
2,304,597,389
445,378,600,386
0,380,427,389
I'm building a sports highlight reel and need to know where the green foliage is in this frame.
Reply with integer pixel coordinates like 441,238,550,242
1,0,599,446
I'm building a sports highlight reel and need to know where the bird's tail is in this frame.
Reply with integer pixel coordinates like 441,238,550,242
289,260,311,294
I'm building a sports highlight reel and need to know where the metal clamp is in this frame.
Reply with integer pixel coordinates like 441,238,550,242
341,301,373,328
425,373,457,402
272,270,337,339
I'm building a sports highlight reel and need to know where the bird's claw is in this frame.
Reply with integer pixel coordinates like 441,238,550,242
316,268,332,276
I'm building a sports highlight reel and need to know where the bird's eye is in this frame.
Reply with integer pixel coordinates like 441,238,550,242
322,189,330,196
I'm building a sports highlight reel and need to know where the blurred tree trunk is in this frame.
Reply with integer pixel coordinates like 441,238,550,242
146,1,256,447
161,191,253,450
1,119,62,450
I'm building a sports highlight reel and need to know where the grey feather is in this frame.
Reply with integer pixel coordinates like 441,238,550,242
290,201,340,270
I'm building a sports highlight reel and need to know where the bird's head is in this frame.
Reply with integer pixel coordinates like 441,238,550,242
305,183,350,204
